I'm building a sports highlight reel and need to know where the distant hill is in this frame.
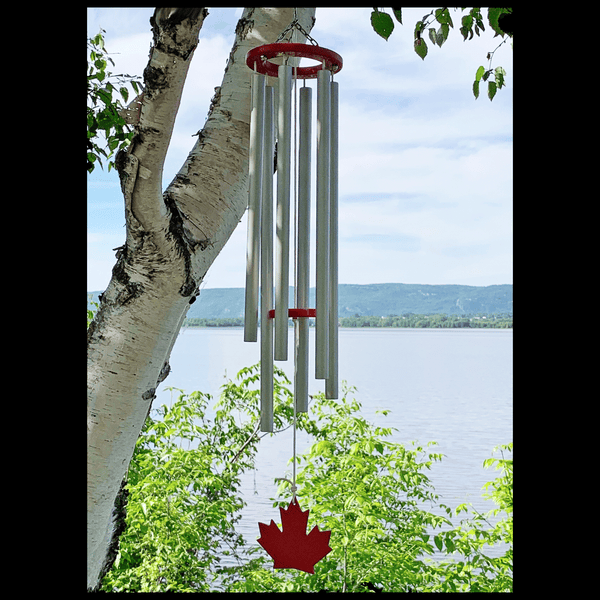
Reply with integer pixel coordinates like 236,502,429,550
88,283,512,318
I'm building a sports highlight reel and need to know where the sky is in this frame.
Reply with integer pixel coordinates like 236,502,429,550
87,7,512,292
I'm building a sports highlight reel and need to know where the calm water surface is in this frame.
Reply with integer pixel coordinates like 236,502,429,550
154,327,513,563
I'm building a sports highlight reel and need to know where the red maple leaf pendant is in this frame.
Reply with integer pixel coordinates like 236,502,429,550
258,497,332,574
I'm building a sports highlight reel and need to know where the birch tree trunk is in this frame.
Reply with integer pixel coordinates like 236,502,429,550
87,7,316,590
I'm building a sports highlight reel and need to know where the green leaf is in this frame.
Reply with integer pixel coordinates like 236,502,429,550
435,7,453,28
97,117,112,133
414,19,425,39
461,13,473,39
494,66,506,89
438,24,449,46
475,65,485,82
97,88,112,104
414,38,428,60
371,9,395,41
392,8,402,24
311,440,333,456
366,515,379,526
120,87,129,103
428,28,437,46
488,81,497,101
434,534,443,551
488,7,506,37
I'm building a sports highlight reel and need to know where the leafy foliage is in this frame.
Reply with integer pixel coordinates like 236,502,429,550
87,29,142,173
240,392,452,592
227,389,512,592
99,382,260,592
370,8,512,100
427,443,513,592
338,312,513,328
87,294,99,329
183,317,245,328
98,364,512,592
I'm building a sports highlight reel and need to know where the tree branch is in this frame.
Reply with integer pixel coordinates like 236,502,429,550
163,8,316,277
118,8,209,244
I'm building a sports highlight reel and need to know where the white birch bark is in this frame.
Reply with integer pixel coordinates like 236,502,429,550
87,7,316,590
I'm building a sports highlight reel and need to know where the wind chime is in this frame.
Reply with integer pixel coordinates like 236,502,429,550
243,18,342,574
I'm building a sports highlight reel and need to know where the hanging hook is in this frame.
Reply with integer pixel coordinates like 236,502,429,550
275,477,298,495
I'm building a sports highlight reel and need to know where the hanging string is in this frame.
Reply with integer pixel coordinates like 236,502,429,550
292,361,298,495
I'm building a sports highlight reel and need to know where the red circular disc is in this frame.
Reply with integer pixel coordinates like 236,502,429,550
246,43,343,79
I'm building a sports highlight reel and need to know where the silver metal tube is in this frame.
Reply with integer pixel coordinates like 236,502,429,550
261,86,275,432
326,81,339,400
244,72,265,342
295,86,312,413
274,64,293,361
315,68,331,380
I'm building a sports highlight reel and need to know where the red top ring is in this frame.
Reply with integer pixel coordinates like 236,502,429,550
246,43,343,79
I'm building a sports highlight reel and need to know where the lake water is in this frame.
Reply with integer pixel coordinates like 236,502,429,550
153,326,513,565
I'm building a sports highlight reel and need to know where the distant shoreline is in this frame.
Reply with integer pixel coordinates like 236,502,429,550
181,313,512,330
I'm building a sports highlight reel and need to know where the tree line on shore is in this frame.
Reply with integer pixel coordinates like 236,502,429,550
182,313,513,329
339,313,513,328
